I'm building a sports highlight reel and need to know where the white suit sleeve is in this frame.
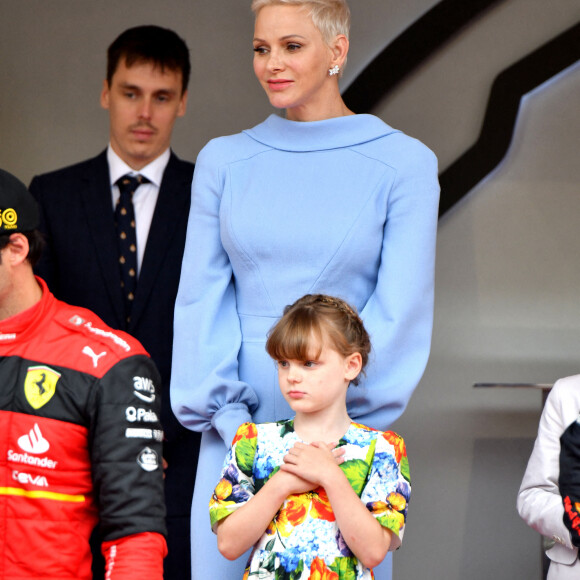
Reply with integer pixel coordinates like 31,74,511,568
517,382,575,551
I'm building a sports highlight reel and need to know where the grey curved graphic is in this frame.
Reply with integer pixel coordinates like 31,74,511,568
343,1,580,216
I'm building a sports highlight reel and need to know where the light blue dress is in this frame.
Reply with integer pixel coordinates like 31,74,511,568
171,113,439,579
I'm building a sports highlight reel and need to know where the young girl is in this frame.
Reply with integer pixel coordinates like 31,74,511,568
209,294,411,579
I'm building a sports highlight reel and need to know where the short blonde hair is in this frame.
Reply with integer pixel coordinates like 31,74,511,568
251,0,350,44
266,294,370,386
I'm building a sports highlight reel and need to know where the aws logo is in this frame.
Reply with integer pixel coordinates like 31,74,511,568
0,208,18,230
24,366,61,409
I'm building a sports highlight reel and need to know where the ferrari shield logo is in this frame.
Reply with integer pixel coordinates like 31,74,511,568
24,366,61,409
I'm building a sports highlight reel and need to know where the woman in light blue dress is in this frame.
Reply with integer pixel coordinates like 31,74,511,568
171,1,439,578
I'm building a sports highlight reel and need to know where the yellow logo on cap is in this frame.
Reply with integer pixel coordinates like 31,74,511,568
24,365,61,409
0,208,18,230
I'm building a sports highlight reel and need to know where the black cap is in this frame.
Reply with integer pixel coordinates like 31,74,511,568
0,169,39,233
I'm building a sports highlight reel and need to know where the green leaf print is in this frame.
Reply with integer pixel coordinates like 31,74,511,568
364,438,377,465
235,436,257,478
265,538,276,552
279,420,295,439
329,556,358,579
289,560,304,580
341,459,371,496
210,506,233,528
263,550,276,572
378,512,404,535
400,455,411,482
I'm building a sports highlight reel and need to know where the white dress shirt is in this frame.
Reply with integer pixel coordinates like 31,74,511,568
107,146,170,277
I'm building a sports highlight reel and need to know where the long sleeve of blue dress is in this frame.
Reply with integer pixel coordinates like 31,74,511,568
347,127,439,427
170,134,263,446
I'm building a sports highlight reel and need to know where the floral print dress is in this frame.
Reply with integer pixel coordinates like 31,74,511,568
210,420,411,579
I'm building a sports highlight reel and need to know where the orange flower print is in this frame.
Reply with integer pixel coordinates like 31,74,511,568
284,494,309,527
214,478,233,501
386,492,407,512
370,492,406,517
309,557,339,580
309,487,335,522
283,488,335,528
232,422,257,446
270,506,293,537
351,420,378,432
369,493,406,531
265,520,276,536
382,431,406,463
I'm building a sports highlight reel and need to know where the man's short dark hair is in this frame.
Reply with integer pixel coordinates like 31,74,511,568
106,25,191,94
0,230,45,268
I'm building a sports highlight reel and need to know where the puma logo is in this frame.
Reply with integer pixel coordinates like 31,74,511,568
82,346,107,368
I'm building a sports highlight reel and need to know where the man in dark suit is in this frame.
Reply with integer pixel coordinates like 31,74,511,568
29,25,200,580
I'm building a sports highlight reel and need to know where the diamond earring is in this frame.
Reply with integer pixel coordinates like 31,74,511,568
328,65,340,76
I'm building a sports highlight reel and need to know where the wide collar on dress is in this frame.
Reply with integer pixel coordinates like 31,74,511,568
243,113,398,152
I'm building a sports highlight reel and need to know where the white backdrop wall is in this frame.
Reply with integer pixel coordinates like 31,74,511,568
1,1,579,578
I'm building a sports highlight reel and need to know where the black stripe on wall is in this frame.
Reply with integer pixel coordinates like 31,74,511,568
342,0,504,113
343,0,580,216
439,22,580,216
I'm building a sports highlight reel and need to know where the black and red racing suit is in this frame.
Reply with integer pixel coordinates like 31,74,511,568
560,414,580,549
0,278,167,579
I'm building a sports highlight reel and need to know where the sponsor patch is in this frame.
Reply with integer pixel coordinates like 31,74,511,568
125,428,163,441
126,428,153,439
13,470,49,487
68,317,131,351
84,322,131,352
125,406,159,423
0,208,18,230
7,449,58,469
82,345,107,368
133,376,156,403
18,423,50,454
24,366,60,409
137,447,159,472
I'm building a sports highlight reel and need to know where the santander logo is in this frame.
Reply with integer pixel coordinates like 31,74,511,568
18,423,50,454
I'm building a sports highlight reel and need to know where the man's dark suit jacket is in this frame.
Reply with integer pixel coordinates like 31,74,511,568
30,150,200,580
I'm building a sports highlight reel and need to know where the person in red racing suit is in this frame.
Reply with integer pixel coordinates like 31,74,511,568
0,168,167,579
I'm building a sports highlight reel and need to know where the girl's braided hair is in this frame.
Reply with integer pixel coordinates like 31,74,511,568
266,294,371,385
